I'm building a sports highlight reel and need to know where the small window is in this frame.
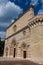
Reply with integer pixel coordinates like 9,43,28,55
13,25,17,31
23,30,26,35
22,43,26,48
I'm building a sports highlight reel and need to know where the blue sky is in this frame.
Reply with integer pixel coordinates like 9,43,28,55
0,0,43,40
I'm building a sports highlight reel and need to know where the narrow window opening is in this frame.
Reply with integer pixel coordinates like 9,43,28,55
23,51,26,58
14,48,16,57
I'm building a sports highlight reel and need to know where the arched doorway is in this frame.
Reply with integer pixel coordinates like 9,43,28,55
21,42,27,58
10,39,17,57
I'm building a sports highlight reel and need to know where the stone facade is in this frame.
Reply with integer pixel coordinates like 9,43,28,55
3,6,43,64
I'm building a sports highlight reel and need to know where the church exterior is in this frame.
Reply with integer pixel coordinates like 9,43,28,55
3,6,43,64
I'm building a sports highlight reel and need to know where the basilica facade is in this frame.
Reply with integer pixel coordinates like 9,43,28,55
3,6,43,64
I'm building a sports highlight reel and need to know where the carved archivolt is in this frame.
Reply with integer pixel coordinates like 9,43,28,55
21,42,27,49
10,39,17,56
11,39,17,47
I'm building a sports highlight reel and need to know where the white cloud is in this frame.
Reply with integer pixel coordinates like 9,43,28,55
0,0,23,39
0,31,6,40
0,0,8,5
38,9,43,14
0,1,23,20
42,0,43,2
11,19,14,23
38,0,43,14
0,0,23,24
41,0,43,8
0,22,10,27
30,0,39,5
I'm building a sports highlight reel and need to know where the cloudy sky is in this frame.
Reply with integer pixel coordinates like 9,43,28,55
0,0,43,40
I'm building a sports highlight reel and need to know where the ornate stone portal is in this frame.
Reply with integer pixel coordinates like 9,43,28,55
3,6,43,64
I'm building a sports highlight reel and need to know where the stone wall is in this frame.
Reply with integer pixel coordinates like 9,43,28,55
4,6,43,63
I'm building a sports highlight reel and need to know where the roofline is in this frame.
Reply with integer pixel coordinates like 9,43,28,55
6,5,34,30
